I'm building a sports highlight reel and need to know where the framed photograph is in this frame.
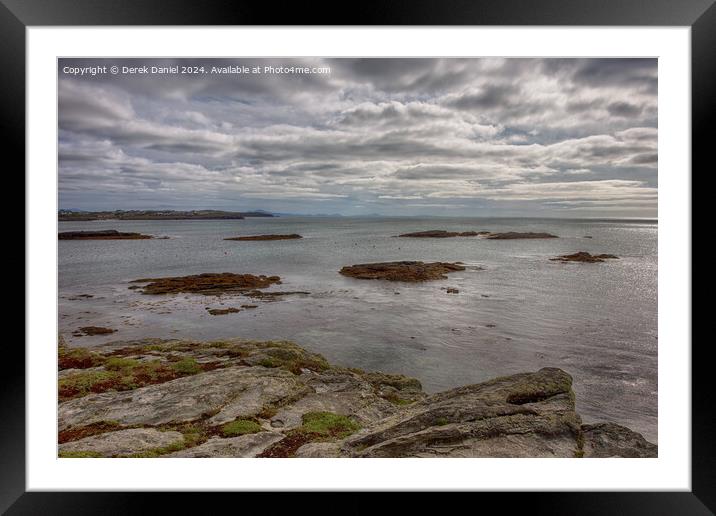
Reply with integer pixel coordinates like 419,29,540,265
7,0,709,512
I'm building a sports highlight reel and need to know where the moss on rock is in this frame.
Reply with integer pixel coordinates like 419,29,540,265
58,346,106,370
299,412,361,439
221,419,263,437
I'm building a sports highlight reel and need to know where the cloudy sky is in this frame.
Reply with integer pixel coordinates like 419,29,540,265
58,58,657,217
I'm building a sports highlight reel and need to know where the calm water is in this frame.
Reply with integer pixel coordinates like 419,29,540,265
58,217,658,442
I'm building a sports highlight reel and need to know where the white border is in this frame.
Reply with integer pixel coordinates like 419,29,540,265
27,27,691,491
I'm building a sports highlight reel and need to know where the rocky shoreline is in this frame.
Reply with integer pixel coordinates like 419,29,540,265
58,209,273,221
57,337,657,458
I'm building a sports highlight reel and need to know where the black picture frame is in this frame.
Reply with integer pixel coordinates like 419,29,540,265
5,0,710,513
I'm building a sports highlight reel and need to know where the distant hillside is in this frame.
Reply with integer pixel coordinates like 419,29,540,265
58,210,274,221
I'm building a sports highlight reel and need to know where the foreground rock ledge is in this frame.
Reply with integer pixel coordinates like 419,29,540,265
59,230,154,240
339,261,466,282
57,337,656,458
225,234,302,241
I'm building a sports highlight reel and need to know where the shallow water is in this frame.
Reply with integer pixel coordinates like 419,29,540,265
58,216,658,442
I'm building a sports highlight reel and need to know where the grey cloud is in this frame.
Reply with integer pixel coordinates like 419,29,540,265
444,84,520,110
607,101,643,117
542,58,657,93
58,58,657,217
565,98,604,113
573,59,657,91
629,153,658,165
330,58,473,95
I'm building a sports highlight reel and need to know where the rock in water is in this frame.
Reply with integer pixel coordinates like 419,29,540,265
73,326,116,336
397,230,479,238
550,252,619,263
224,234,302,241
339,261,466,282
129,272,282,295
206,307,241,315
483,232,558,239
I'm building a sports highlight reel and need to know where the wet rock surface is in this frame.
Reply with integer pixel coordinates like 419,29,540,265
339,261,466,282
129,272,282,295
59,230,154,240
225,234,302,241
550,252,619,263
581,423,658,458
58,338,656,458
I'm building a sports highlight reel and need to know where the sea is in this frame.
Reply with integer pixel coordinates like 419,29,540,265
58,217,658,442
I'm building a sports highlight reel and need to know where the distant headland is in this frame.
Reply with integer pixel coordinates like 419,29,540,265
58,210,274,221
